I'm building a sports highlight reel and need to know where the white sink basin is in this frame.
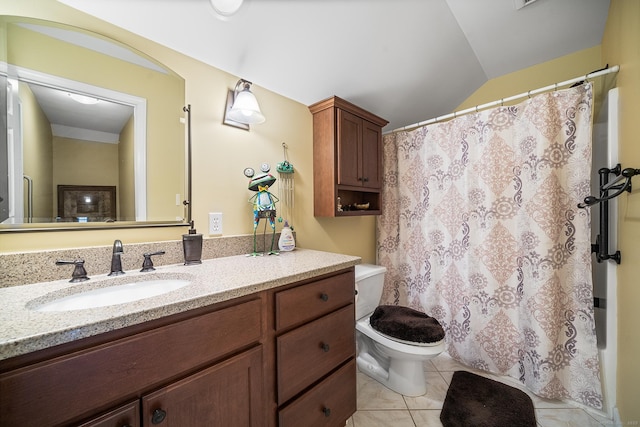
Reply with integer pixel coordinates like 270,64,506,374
36,279,191,312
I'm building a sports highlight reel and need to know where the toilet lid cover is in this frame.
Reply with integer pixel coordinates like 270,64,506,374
370,305,445,344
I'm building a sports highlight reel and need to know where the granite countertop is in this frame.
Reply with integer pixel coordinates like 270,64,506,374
0,249,360,361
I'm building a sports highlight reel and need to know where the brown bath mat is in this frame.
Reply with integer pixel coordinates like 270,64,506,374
440,371,536,427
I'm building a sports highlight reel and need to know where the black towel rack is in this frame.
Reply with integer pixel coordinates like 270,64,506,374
578,164,640,264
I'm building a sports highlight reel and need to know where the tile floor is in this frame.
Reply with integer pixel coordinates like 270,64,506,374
346,353,614,427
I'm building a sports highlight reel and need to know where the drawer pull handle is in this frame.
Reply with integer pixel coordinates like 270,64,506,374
321,342,330,352
151,408,167,424
320,293,329,301
323,407,331,417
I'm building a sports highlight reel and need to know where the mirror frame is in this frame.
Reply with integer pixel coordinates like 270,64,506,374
0,16,190,233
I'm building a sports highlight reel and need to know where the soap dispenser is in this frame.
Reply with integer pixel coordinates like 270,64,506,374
278,221,295,252
183,220,203,265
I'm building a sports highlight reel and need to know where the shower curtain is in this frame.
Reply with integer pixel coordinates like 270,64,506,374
377,83,602,408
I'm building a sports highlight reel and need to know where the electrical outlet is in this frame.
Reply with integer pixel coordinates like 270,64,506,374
209,212,223,235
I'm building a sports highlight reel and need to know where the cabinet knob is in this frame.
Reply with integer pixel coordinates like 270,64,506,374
320,293,329,302
151,408,167,424
321,342,330,352
322,407,331,417
363,177,369,182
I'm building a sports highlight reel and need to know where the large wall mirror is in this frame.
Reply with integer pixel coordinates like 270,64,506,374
0,16,187,232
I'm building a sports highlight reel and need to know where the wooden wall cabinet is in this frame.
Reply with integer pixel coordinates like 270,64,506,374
309,96,388,217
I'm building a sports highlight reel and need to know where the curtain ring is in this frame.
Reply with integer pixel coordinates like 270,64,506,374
554,83,558,91
501,98,504,107
527,90,531,98
475,105,479,113
453,111,457,118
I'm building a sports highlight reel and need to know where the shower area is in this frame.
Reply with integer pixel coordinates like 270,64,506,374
377,70,620,419
591,87,619,419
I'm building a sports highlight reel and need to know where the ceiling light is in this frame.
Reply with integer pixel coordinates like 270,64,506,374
223,79,265,130
210,0,244,17
68,93,100,105
513,0,539,10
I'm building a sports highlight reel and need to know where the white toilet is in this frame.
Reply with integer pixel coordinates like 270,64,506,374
355,264,445,396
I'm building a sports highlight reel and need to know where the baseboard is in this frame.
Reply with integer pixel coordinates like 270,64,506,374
613,407,622,426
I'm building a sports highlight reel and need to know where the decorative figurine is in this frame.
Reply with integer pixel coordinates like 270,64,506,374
245,164,280,256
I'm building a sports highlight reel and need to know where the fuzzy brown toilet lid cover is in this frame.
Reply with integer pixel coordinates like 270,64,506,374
370,305,445,344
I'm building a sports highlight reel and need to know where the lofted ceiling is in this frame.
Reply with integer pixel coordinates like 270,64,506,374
56,0,610,132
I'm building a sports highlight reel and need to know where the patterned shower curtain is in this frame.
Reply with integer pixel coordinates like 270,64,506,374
377,83,602,408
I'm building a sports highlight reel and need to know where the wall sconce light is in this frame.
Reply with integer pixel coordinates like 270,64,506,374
223,79,266,130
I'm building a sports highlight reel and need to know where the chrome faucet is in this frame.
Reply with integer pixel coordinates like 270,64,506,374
108,239,125,276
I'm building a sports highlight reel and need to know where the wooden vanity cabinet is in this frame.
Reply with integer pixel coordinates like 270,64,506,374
0,296,263,427
272,269,357,427
77,401,140,427
309,96,388,217
141,346,263,426
0,268,357,427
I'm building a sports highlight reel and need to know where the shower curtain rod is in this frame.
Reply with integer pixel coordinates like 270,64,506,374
387,65,619,134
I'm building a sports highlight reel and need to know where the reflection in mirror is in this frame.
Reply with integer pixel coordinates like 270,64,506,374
0,16,187,231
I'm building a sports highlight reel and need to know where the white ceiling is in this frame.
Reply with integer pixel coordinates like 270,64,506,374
56,0,610,132
27,82,133,144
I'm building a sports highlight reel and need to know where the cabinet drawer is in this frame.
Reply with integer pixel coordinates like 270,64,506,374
277,305,355,404
0,298,262,426
77,400,140,427
279,359,356,427
142,346,263,427
275,270,354,331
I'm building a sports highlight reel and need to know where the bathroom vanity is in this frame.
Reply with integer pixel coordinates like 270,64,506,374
0,249,359,427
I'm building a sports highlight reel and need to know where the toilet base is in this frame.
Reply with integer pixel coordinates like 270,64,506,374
356,329,443,396
357,352,429,396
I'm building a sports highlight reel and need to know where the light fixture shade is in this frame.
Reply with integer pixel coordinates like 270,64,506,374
210,0,244,17
227,84,265,124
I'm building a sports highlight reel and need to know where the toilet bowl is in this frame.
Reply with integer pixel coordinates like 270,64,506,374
355,264,445,396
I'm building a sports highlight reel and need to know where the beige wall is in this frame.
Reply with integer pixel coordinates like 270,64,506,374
456,1,640,422
20,81,53,221
601,0,640,424
457,46,603,111
0,0,377,263
53,138,119,187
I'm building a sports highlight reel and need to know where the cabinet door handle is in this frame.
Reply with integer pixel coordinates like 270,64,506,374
363,177,369,182
151,408,167,424
320,293,329,301
322,407,331,417
321,342,330,352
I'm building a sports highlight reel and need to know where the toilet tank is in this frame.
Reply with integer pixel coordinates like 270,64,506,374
355,264,387,320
